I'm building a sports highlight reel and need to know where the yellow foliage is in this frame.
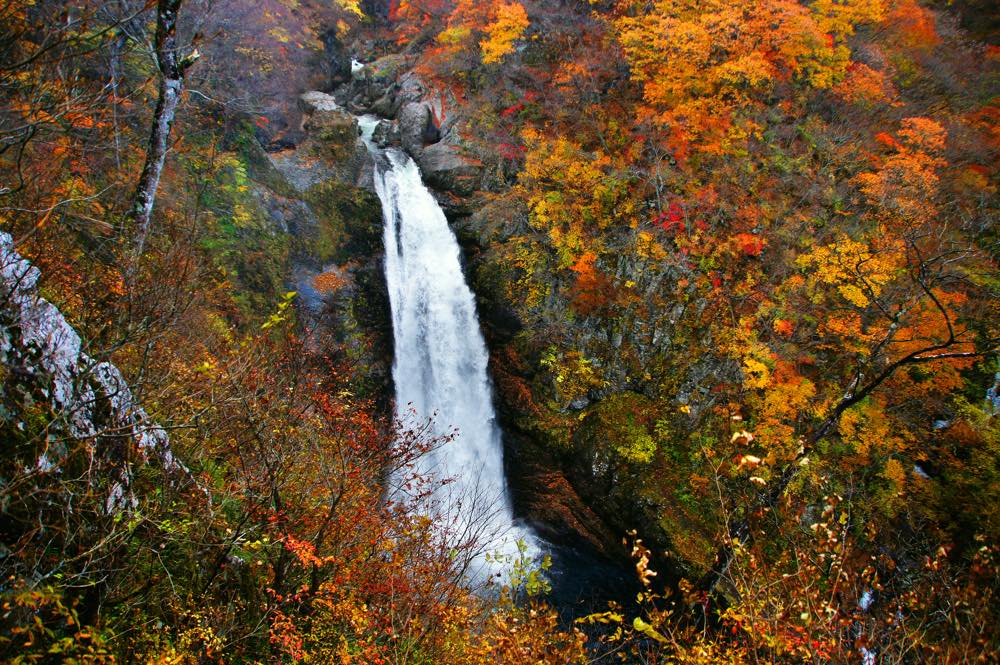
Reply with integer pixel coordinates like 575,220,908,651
796,234,903,308
438,25,473,46
837,401,908,462
817,312,878,354
334,0,364,17
811,0,887,37
883,457,907,489
518,129,634,267
540,349,607,406
760,369,816,443
635,230,668,261
497,236,550,310
268,26,291,43
743,357,772,390
613,0,881,151
618,433,657,464
480,2,529,64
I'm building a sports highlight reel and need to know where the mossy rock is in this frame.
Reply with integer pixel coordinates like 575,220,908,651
304,111,360,163
363,53,410,83
301,181,382,265
576,391,658,466
226,121,298,198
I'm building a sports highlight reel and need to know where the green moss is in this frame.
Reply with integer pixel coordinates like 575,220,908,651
184,141,293,320
577,392,658,466
227,121,298,198
304,113,362,166
301,180,382,264
365,53,409,81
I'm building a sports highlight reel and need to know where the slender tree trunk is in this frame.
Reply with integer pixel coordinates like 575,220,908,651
130,0,189,255
109,30,127,170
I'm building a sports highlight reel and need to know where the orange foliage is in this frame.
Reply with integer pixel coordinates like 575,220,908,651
613,0,884,153
834,62,896,107
773,319,794,337
855,117,947,228
887,0,941,50
569,251,616,316
734,233,766,257
312,269,348,293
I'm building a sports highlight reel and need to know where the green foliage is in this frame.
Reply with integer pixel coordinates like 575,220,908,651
488,538,553,603
539,348,606,409
261,290,298,330
577,392,659,466
0,585,114,664
302,180,384,264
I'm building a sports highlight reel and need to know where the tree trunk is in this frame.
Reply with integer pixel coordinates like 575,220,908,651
130,0,188,255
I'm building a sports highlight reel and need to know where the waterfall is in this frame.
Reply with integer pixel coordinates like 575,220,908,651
358,116,536,580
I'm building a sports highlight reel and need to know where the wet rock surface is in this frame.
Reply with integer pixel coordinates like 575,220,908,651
322,29,353,86
236,90,392,404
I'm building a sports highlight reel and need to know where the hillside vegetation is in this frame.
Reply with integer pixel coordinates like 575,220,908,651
1,0,998,663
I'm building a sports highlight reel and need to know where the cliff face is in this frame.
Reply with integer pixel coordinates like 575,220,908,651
1,232,189,511
246,90,393,403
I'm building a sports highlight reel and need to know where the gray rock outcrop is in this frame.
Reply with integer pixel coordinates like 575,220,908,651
299,91,343,114
398,102,433,155
418,142,482,196
371,119,400,148
0,232,189,512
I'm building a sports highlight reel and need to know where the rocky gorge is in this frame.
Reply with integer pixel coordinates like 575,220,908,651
250,62,646,606
5,1,997,661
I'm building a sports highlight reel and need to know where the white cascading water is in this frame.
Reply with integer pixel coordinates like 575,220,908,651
357,116,536,580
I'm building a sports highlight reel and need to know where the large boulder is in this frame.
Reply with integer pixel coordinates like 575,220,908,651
285,93,370,187
371,119,400,148
396,71,428,109
398,102,432,156
298,91,342,114
303,107,359,160
417,142,482,196
369,92,396,118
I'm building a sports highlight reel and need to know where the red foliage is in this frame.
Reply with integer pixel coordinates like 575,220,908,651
498,142,526,159
654,201,685,234
501,101,525,118
734,233,765,257
875,131,900,149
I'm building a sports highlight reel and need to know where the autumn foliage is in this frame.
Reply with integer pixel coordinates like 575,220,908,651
390,0,999,661
2,0,999,663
